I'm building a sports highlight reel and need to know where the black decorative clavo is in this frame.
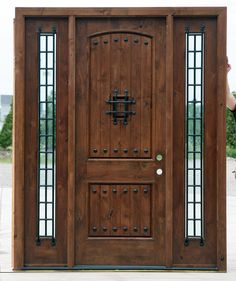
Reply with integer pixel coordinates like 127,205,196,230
106,88,136,125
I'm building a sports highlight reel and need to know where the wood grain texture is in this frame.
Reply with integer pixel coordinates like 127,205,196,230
15,7,226,17
13,12,25,270
67,15,76,268
14,7,227,270
75,17,166,266
216,10,227,272
165,14,173,268
173,17,220,268
23,18,68,267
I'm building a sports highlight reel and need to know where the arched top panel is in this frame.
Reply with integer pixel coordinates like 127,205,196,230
88,30,153,39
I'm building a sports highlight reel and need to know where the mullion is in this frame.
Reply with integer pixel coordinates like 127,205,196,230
193,34,196,237
52,32,56,240
185,32,189,240
45,35,48,236
200,32,204,239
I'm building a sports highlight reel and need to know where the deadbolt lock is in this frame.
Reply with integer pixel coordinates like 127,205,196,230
156,154,163,161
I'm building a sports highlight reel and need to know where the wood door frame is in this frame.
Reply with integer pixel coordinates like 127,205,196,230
13,7,226,271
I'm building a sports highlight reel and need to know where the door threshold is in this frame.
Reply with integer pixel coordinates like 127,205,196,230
20,265,218,271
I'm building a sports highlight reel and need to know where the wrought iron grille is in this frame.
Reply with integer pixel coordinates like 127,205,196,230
36,28,56,245
184,25,205,246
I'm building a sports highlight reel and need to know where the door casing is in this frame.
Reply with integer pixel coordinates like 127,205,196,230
13,7,227,271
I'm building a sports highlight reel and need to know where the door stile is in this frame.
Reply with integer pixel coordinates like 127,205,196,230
13,12,25,270
165,14,174,268
67,15,76,268
216,10,227,272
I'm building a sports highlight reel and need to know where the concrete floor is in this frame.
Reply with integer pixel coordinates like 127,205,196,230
0,159,236,280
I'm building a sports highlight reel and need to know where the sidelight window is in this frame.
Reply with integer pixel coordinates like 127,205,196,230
184,26,205,246
36,29,56,245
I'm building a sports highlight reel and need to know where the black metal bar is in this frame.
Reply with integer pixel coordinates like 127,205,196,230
106,88,136,125
52,30,56,244
106,111,136,115
105,100,135,104
193,34,196,237
185,30,189,242
36,28,41,246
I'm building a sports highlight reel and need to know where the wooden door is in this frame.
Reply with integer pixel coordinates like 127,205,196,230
75,18,166,265
14,8,226,270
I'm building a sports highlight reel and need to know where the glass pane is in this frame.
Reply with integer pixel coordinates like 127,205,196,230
195,153,201,168
47,120,53,134
40,187,45,202
188,186,194,202
47,221,52,236
195,186,201,202
40,170,45,185
47,36,53,51
40,36,46,51
40,86,46,102
47,86,53,97
195,220,201,236
188,136,194,152
188,52,194,67
47,53,53,68
196,170,201,185
195,86,201,101
195,203,201,219
47,186,53,202
195,119,201,135
47,170,53,185
188,104,194,118
188,203,194,219
39,221,45,236
188,36,194,51
188,120,194,134
188,170,193,185
47,70,53,85
40,203,45,219
195,104,201,118
196,69,201,84
188,86,194,101
196,52,202,67
38,32,56,240
47,203,52,219
40,53,46,68
185,30,204,241
188,69,194,84
196,36,202,51
195,136,201,151
188,220,194,236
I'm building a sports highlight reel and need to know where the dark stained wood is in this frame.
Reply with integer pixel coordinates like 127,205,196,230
23,18,68,267
165,14,174,268
15,7,226,17
75,17,166,266
67,15,76,268
13,12,25,269
216,10,227,272
173,17,219,268
14,7,227,270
